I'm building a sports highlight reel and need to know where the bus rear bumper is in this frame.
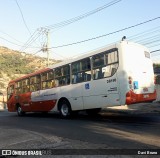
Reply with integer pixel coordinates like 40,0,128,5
126,90,156,105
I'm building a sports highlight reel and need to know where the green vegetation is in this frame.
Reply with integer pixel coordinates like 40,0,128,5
0,46,61,79
0,46,62,94
0,53,34,75
153,63,160,68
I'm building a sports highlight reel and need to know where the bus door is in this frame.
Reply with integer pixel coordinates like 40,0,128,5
70,77,84,111
83,65,120,109
7,84,16,111
104,68,120,106
69,61,88,111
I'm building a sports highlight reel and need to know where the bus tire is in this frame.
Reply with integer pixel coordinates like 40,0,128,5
17,105,25,116
59,100,72,118
86,108,101,116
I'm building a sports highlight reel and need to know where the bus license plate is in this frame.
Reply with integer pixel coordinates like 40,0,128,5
143,94,149,98
143,87,148,92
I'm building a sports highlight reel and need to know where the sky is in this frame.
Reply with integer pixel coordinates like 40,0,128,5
0,0,160,62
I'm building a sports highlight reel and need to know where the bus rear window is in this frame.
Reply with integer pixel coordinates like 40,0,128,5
144,51,150,58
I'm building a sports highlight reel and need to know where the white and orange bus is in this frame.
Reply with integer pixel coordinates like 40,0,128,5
7,40,156,118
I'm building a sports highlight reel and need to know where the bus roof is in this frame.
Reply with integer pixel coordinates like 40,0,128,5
9,68,50,84
48,40,148,70
48,42,117,69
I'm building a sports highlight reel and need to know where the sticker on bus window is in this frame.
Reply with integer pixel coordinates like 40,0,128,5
85,83,90,90
133,81,139,89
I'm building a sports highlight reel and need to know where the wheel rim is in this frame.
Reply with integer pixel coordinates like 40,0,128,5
61,104,69,116
18,107,22,115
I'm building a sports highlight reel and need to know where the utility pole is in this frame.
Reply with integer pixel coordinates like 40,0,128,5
46,30,50,67
41,28,50,66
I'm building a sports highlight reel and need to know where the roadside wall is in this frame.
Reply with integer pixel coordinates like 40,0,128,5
155,75,160,102
156,84,160,102
0,95,7,110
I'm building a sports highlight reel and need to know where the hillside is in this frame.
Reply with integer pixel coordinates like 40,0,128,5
0,46,61,98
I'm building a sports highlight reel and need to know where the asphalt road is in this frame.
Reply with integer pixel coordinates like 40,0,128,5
0,103,160,157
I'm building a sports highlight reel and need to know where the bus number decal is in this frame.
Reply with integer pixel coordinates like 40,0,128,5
108,87,117,92
107,78,116,83
85,83,90,90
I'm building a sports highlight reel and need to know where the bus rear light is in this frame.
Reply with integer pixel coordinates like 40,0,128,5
128,76,133,85
126,90,156,105
143,87,148,92
126,91,131,97
154,76,156,84
128,76,133,89
129,80,132,84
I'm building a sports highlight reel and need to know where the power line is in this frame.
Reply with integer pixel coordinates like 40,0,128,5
19,30,43,52
0,30,23,44
0,35,42,50
149,43,160,48
19,27,51,52
51,26,160,59
20,24,160,53
129,26,160,41
32,49,42,56
15,0,31,36
143,39,160,46
50,51,69,59
17,0,122,55
32,33,160,60
0,36,22,47
151,49,160,53
33,23,160,58
45,0,122,30
134,33,160,43
49,16,160,49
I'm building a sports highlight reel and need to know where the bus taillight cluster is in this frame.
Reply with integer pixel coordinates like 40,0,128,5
128,76,133,89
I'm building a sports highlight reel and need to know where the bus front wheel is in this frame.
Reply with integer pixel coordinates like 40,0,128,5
17,106,25,116
59,100,72,118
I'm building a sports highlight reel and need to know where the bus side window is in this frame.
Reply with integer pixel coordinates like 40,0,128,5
55,67,61,87
30,75,40,92
103,66,111,78
72,74,78,84
55,65,70,87
22,78,29,93
81,59,91,82
51,80,56,87
30,85,35,92
106,51,118,64
55,79,59,87
7,85,14,99
71,58,91,84
92,49,118,80
15,81,22,94
92,54,105,80
42,72,48,89
93,68,104,80
36,75,41,90
62,65,70,86
85,73,91,81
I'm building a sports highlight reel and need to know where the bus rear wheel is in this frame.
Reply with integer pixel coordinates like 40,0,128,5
59,100,72,118
17,106,25,116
